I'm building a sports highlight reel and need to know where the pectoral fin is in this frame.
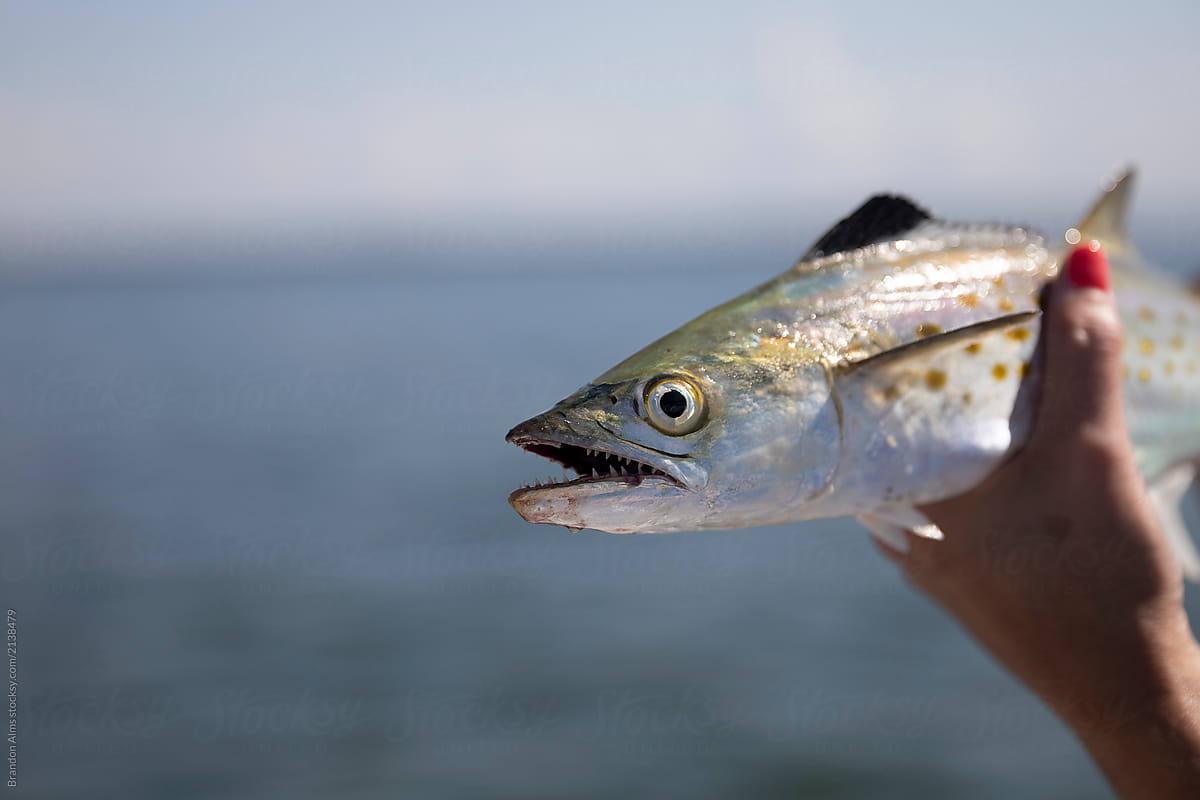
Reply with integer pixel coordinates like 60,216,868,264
841,311,1039,376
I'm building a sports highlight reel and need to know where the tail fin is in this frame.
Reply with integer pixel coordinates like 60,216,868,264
1071,167,1136,253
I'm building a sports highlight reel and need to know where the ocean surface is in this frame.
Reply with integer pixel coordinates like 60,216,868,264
4,262,1197,798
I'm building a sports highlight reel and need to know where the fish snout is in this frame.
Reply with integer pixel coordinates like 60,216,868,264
505,410,573,445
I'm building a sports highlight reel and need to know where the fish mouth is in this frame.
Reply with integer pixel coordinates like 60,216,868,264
505,415,686,502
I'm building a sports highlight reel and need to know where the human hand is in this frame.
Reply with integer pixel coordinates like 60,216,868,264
876,243,1200,798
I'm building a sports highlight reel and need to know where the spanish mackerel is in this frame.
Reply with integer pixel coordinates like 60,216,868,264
506,171,1200,577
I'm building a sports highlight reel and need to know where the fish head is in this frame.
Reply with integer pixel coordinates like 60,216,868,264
507,326,842,533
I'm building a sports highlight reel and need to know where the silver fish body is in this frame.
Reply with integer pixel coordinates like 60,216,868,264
506,171,1200,569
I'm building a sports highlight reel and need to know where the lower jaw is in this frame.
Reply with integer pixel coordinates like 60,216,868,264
508,475,680,529
508,473,650,504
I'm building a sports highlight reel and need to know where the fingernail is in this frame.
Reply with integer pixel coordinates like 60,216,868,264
1065,241,1109,291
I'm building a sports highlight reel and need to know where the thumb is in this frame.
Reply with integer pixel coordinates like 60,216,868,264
1034,242,1128,445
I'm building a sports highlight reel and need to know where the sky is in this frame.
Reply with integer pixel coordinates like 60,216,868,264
3,1,1199,270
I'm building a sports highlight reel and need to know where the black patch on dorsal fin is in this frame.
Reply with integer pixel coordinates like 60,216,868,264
804,194,933,259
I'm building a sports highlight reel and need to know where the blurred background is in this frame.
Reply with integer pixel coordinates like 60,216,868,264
4,2,1200,797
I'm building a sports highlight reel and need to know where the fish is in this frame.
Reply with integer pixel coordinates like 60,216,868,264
505,170,1200,577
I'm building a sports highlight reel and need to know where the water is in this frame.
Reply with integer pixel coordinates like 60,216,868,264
5,265,1186,798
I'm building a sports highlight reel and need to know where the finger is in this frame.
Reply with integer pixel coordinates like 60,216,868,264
1034,242,1127,443
903,530,949,572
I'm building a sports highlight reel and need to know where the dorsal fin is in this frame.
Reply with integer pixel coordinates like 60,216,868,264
1073,167,1136,249
805,194,932,259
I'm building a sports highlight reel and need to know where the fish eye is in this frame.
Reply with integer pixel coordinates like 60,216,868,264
644,376,706,435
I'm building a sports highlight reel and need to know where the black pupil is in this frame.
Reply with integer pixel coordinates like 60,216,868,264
659,389,688,419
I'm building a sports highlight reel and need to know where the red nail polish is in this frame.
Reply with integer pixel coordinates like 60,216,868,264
1065,241,1109,291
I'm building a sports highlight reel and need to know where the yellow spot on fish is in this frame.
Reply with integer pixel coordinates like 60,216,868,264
1170,334,1185,350
1165,361,1176,376
1138,307,1157,322
963,391,973,405
925,369,947,390
993,277,1006,289
916,323,942,337
965,342,983,355
1020,361,1031,378
992,364,1008,381
1138,368,1152,383
1139,338,1155,356
1006,327,1031,342
959,293,980,308
883,384,900,401
998,298,1015,312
